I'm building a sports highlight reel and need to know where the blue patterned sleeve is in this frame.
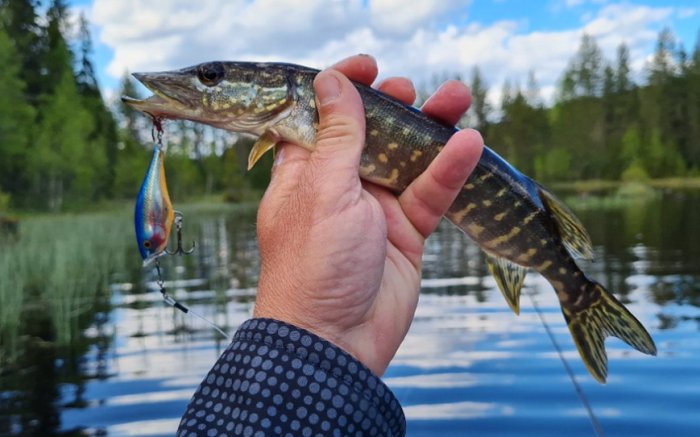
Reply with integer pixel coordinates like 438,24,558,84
177,318,406,436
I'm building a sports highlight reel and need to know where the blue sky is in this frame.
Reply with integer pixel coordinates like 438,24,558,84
67,0,699,104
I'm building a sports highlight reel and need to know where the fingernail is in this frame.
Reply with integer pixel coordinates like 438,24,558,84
315,72,341,106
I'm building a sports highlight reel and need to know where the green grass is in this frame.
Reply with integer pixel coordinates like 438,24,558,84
0,199,259,364
0,211,133,363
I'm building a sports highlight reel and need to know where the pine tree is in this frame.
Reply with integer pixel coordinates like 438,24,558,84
75,12,119,197
113,74,151,199
553,34,606,179
0,0,45,100
469,66,490,134
560,33,604,99
615,43,633,93
648,27,678,85
0,24,35,205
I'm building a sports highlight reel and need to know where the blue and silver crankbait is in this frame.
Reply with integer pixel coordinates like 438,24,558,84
133,139,227,339
135,145,175,265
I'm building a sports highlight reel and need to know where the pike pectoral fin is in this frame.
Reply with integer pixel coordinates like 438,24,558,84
485,252,527,315
564,281,657,383
539,187,594,260
247,131,278,170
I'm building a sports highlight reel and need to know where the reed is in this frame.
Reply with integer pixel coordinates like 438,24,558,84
0,211,133,363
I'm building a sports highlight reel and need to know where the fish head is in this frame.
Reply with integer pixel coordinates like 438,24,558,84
122,61,294,135
136,221,170,266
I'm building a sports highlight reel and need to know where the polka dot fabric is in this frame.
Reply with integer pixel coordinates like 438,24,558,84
177,318,406,436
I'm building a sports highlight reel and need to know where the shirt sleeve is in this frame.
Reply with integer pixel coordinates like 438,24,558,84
176,318,406,437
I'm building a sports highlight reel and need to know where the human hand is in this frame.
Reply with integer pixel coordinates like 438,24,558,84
253,55,484,376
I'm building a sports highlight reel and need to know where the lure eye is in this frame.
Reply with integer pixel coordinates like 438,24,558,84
143,241,152,249
197,62,225,87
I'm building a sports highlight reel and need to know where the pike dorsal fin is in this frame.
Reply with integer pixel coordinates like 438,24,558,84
484,252,527,315
539,188,594,260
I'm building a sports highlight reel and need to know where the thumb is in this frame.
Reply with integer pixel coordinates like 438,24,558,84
311,69,366,181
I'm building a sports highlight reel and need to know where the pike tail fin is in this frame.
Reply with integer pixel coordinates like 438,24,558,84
562,280,656,383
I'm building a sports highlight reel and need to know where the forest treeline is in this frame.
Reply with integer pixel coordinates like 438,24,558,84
1,1,699,212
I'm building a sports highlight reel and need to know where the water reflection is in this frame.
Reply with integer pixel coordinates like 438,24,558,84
0,192,699,436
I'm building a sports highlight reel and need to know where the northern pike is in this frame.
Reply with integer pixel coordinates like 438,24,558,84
122,61,656,382
135,146,174,265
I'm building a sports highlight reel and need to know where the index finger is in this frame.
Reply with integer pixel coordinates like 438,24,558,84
330,54,378,86
421,80,472,127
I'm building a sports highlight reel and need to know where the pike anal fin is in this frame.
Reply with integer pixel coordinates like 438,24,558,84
485,252,527,315
563,281,657,383
247,130,278,170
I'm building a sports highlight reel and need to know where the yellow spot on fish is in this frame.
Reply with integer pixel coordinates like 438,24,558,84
378,153,388,163
494,211,507,221
482,200,492,207
369,168,400,187
464,183,475,190
370,129,379,137
388,142,399,150
403,127,411,136
483,226,521,248
559,267,567,275
467,223,485,236
540,239,548,246
309,99,316,109
496,188,508,197
400,161,406,167
516,248,537,263
360,164,376,175
556,287,568,302
523,211,538,225
480,172,493,181
410,150,423,162
388,168,399,184
538,260,553,270
450,203,477,223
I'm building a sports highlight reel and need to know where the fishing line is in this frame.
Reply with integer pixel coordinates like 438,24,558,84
155,253,231,340
527,290,604,437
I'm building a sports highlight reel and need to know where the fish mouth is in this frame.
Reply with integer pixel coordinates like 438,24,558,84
122,69,200,119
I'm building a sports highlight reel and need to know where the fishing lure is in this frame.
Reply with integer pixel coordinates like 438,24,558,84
135,145,174,265
134,138,228,339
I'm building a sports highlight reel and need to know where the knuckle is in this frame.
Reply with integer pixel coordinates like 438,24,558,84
316,114,363,146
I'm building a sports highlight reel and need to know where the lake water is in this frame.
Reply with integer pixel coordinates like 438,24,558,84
2,190,699,436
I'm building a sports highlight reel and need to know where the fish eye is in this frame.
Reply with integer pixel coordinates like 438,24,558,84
143,241,152,249
197,62,225,86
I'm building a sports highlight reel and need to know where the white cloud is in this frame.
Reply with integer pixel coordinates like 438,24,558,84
369,0,471,36
91,0,682,108
677,7,697,19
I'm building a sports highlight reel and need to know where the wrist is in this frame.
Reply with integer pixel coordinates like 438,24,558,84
254,300,390,376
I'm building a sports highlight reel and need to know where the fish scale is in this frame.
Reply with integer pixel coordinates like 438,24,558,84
123,61,656,383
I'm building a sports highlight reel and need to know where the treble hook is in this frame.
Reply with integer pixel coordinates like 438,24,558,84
165,211,196,255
